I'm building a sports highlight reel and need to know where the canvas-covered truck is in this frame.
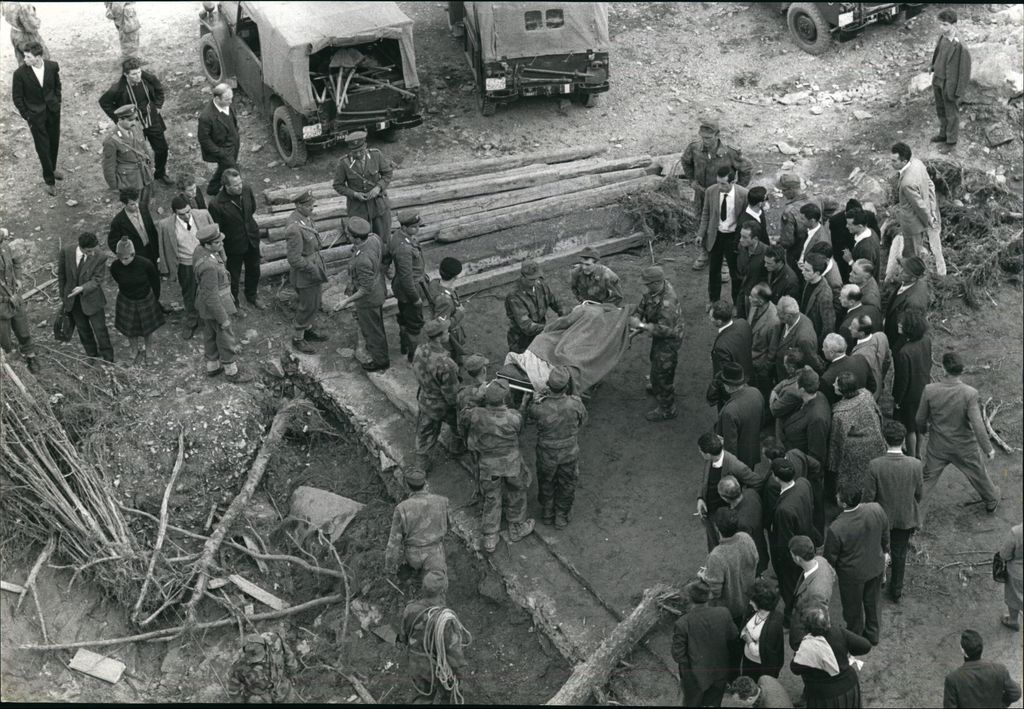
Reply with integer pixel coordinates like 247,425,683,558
774,3,926,55
199,1,423,166
448,2,610,116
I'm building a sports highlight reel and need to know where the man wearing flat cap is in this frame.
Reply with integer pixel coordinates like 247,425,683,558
284,190,329,353
335,216,389,371
681,117,752,272
630,265,683,421
390,211,428,362
569,246,623,306
102,104,154,211
385,466,450,592
526,366,588,529
883,255,929,358
505,259,569,354
413,318,462,472
427,256,467,364
461,381,535,552
193,223,251,383
332,130,394,240
156,192,214,339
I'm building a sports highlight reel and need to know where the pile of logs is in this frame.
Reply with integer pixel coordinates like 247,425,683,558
257,145,678,279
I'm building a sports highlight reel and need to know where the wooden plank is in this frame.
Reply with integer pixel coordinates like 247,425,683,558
1,580,27,594
240,534,269,574
68,648,126,684
207,577,230,590
228,574,288,611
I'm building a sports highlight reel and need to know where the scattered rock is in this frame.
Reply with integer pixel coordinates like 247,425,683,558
856,176,889,207
853,110,873,120
780,160,796,171
191,75,206,86
775,141,800,155
266,161,280,168
909,73,933,93
985,123,1015,148
262,177,271,183
810,106,824,115
971,43,1024,93
250,144,263,153
65,199,79,207
79,143,89,151
777,90,810,106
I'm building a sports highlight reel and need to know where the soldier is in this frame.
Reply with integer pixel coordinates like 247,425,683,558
630,266,683,421
226,631,299,703
284,190,329,354
398,570,470,703
332,130,394,239
505,259,568,354
776,173,831,275
681,117,752,271
0,227,39,374
461,381,535,553
99,57,171,186
456,353,489,418
391,211,428,362
104,2,140,62
385,467,450,591
526,366,588,529
334,217,389,371
412,319,461,472
102,105,154,211
193,223,251,383
426,256,467,364
569,246,623,305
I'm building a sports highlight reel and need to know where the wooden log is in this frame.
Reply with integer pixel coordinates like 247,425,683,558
546,584,676,705
262,144,609,204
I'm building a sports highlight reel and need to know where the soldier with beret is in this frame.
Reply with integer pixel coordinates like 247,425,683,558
526,366,588,529
193,223,251,383
413,318,462,472
630,266,683,421
682,117,753,272
426,256,467,364
332,130,394,240
102,104,154,211
505,259,568,354
334,216,389,371
391,211,428,362
284,190,329,353
385,467,450,592
461,381,535,553
569,246,623,306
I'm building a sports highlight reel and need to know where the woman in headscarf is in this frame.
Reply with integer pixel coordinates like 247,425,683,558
110,237,162,364
829,371,885,493
791,607,872,708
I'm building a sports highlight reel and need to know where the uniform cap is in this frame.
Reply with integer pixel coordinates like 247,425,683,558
197,223,221,244
484,381,508,406
720,362,745,386
578,246,600,262
899,255,926,277
294,190,315,206
347,217,371,236
397,211,421,227
520,260,541,277
344,130,368,143
114,104,137,118
777,173,802,188
463,353,488,375
640,265,665,284
698,117,720,135
423,318,447,338
439,256,462,280
547,366,571,391
404,467,426,486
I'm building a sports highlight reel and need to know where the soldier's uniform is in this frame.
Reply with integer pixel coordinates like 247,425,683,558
193,225,240,375
455,354,489,491
425,275,466,364
632,266,683,420
398,575,468,703
385,469,450,591
346,218,389,369
570,255,623,305
102,105,154,209
391,212,428,361
104,2,140,61
412,320,461,471
461,382,534,552
505,261,567,354
226,632,298,703
680,125,753,216
0,232,38,372
332,131,394,239
527,367,588,528
284,192,328,347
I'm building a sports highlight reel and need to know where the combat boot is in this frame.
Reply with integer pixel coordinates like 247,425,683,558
645,405,678,422
508,519,535,542
554,510,569,530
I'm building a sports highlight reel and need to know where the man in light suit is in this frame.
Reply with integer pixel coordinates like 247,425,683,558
698,165,749,306
788,534,837,649
157,194,214,339
891,142,943,274
57,232,113,362
11,41,62,195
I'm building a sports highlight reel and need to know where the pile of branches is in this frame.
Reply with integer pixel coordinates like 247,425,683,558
619,177,699,243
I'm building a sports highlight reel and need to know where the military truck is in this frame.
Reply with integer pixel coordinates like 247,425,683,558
773,3,926,55
447,2,610,116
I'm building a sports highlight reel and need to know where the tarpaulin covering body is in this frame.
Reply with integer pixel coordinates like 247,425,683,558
239,1,419,115
467,2,609,63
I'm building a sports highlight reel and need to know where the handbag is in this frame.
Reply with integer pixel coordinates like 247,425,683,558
52,306,75,342
993,552,1009,583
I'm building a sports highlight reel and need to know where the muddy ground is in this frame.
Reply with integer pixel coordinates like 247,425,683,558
1,1,1022,705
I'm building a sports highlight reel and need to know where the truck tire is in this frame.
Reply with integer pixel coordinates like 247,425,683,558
272,105,308,167
572,91,598,108
786,3,833,55
200,35,225,83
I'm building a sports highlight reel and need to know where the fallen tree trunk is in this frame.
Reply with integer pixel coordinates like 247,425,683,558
262,143,609,204
546,584,677,705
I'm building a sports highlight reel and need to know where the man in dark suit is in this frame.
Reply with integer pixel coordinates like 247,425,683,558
837,284,883,352
767,458,820,624
197,82,239,196
719,476,769,574
778,368,831,489
763,245,800,305
798,253,834,350
698,166,749,305
930,9,973,152
884,255,929,356
850,258,882,308
99,57,172,185
736,185,769,246
820,333,874,406
57,232,113,362
768,296,823,383
11,41,62,195
943,629,1021,708
735,222,768,319
697,432,759,553
829,199,880,283
209,168,265,310
824,483,889,645
671,581,738,708
107,187,158,267
760,439,824,533
841,207,881,282
707,300,754,408
716,363,764,470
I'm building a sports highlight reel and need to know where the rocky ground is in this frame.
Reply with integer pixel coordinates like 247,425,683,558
1,1,1022,705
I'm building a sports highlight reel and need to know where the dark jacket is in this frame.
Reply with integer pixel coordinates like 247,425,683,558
770,315,824,382
862,452,924,530
700,451,759,513
837,303,883,353
209,185,261,255
824,503,890,582
892,335,932,426
57,244,107,316
108,207,159,266
791,627,872,701
737,208,770,245
743,603,785,677
98,70,165,131
851,235,882,285
732,492,769,574
943,660,1022,708
883,279,929,354
779,392,831,467
197,99,239,164
800,278,834,349
12,59,61,121
711,319,755,384
767,264,801,304
761,449,822,523
821,354,875,406
931,36,972,101
671,605,738,693
769,478,821,553
718,385,764,470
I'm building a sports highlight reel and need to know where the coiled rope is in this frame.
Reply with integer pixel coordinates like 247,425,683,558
414,606,473,704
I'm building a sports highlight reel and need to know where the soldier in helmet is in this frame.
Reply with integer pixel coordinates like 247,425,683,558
629,266,683,422
505,259,568,354
390,211,428,362
412,318,462,472
425,256,467,364
227,631,299,703
681,117,753,273
331,130,394,240
385,467,450,591
569,246,623,306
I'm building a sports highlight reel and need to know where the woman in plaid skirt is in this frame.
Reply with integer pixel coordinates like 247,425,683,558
110,237,163,364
